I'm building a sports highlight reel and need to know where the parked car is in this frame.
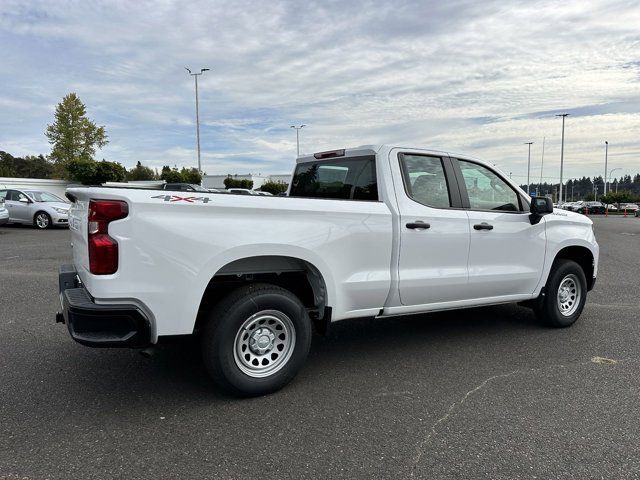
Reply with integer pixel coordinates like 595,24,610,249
575,201,605,215
256,191,274,196
605,204,618,212
161,183,211,193
58,144,599,396
0,189,70,229
0,198,9,225
227,188,258,195
635,209,640,218
620,203,639,212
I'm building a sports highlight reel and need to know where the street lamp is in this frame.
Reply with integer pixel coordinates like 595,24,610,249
185,67,210,176
525,142,533,195
539,136,546,197
603,141,608,195
290,124,306,157
556,113,569,203
609,167,622,194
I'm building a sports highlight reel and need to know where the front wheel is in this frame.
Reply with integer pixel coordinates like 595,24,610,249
202,283,312,397
535,259,587,328
34,211,52,229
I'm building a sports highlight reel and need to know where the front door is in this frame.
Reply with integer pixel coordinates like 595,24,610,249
455,159,546,299
6,190,32,223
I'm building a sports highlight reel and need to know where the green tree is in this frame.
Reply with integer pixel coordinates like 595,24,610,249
127,161,157,181
67,159,126,185
45,93,108,177
223,176,254,189
259,180,288,195
180,167,202,184
0,152,54,179
160,165,184,183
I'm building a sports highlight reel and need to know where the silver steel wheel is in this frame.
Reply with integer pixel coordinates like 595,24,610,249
36,213,50,229
557,274,581,317
233,310,296,378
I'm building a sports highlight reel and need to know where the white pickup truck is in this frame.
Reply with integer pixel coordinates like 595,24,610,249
58,145,599,396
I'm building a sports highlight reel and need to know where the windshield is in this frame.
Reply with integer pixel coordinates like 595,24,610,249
190,184,210,192
25,191,66,203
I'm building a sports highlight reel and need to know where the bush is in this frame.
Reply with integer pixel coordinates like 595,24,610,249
160,165,184,183
127,161,156,181
224,176,254,189
259,180,288,195
180,167,202,185
66,159,126,185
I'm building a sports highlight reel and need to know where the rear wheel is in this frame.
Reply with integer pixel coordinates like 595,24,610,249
201,283,312,397
34,211,51,229
535,259,587,328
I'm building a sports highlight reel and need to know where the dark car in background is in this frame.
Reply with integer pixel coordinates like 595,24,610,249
161,183,211,193
576,201,606,214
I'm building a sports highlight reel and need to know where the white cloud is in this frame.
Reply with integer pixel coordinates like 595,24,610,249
0,0,639,180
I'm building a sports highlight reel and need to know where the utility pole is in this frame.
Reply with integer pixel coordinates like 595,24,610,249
525,142,533,195
185,67,210,176
290,125,306,157
556,113,569,203
603,141,608,195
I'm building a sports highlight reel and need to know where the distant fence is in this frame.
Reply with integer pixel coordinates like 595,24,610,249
0,178,75,199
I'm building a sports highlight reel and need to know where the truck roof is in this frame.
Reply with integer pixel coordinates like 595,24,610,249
297,144,484,166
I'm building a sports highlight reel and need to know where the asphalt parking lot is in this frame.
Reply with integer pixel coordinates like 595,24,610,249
1,217,639,479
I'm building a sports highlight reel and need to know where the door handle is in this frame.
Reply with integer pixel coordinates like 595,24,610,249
406,221,430,230
473,222,493,231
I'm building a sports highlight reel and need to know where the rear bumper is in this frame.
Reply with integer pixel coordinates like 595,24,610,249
57,264,151,348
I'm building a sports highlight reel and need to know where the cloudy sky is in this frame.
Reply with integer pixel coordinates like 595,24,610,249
1,0,639,183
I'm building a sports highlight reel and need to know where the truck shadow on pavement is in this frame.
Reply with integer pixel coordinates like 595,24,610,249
66,303,546,403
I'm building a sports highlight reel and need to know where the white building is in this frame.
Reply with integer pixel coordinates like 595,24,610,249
203,174,291,190
0,177,74,199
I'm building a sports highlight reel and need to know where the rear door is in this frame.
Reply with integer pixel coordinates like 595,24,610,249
454,158,546,299
393,151,471,306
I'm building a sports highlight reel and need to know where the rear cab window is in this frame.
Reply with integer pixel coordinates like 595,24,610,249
399,154,452,208
289,155,378,201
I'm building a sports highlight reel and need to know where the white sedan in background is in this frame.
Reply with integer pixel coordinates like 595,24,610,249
0,189,70,229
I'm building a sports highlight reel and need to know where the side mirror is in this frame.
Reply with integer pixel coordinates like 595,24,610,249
529,196,553,224
19,197,30,204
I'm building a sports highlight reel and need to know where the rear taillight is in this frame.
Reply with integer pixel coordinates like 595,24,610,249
88,200,128,275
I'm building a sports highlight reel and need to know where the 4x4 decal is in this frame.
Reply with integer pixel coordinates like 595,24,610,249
151,195,211,204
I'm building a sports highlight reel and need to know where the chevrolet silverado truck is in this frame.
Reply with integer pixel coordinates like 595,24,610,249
57,145,599,396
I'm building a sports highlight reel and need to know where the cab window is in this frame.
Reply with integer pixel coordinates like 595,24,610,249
458,160,521,212
289,156,378,201
399,155,451,208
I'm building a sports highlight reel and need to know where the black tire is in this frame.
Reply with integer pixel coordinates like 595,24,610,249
34,211,52,229
535,259,587,328
201,283,312,397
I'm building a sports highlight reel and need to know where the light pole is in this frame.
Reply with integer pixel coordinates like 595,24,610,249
609,167,622,195
556,113,569,203
603,141,608,195
290,125,306,157
525,142,533,195
539,136,545,197
185,67,210,176
571,181,574,201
